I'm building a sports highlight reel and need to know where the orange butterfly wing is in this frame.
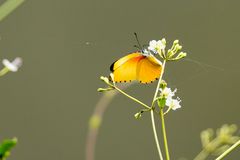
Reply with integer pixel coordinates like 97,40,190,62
110,52,162,83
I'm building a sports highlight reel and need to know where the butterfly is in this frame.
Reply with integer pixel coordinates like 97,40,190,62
110,51,162,84
109,33,162,84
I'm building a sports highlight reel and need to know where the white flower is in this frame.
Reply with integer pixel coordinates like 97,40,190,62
2,57,23,72
159,87,182,112
159,87,177,99
166,97,182,110
148,39,166,54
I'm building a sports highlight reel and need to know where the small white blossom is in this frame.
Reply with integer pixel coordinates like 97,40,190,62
166,97,182,110
148,39,166,54
2,57,22,72
159,87,177,99
159,87,182,112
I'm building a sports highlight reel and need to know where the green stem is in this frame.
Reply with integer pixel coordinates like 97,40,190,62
150,60,166,160
0,67,10,76
152,60,166,105
160,109,170,160
112,85,151,110
0,0,25,22
154,60,171,160
193,149,209,160
86,84,131,160
105,82,151,110
215,139,240,160
151,110,164,160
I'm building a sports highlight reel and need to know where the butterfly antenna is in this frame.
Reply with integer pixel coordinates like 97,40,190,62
142,44,148,48
134,32,143,50
133,44,141,50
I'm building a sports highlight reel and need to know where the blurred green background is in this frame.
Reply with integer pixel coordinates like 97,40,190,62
0,0,239,160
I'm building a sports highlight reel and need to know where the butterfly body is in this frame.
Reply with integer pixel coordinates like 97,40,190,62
110,52,162,84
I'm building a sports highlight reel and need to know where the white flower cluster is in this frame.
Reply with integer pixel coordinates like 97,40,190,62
148,39,166,55
159,87,181,110
146,38,187,61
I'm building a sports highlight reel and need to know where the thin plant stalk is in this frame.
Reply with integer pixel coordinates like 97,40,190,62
154,60,170,160
86,84,131,160
160,109,170,160
105,81,151,110
150,60,166,160
0,0,25,22
193,149,209,160
150,111,163,160
113,85,151,110
215,139,240,160
0,68,9,76
152,60,166,103
152,59,169,160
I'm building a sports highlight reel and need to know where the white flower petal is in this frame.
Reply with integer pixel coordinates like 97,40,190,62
148,39,166,55
149,40,157,46
2,57,22,72
156,40,165,50
166,98,172,106
170,97,182,110
160,87,182,111
159,87,176,99
148,40,157,51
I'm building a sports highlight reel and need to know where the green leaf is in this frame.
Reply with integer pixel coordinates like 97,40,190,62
0,138,17,160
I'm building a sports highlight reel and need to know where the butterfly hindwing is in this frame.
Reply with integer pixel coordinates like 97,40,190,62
136,55,162,83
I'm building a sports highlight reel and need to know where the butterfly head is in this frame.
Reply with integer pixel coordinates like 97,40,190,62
141,48,154,57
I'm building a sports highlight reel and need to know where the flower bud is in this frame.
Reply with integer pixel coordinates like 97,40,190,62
175,44,182,51
177,52,187,58
161,38,166,45
134,112,142,119
173,40,179,45
160,80,167,89
97,87,114,92
170,52,187,61
201,129,214,147
100,76,109,84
